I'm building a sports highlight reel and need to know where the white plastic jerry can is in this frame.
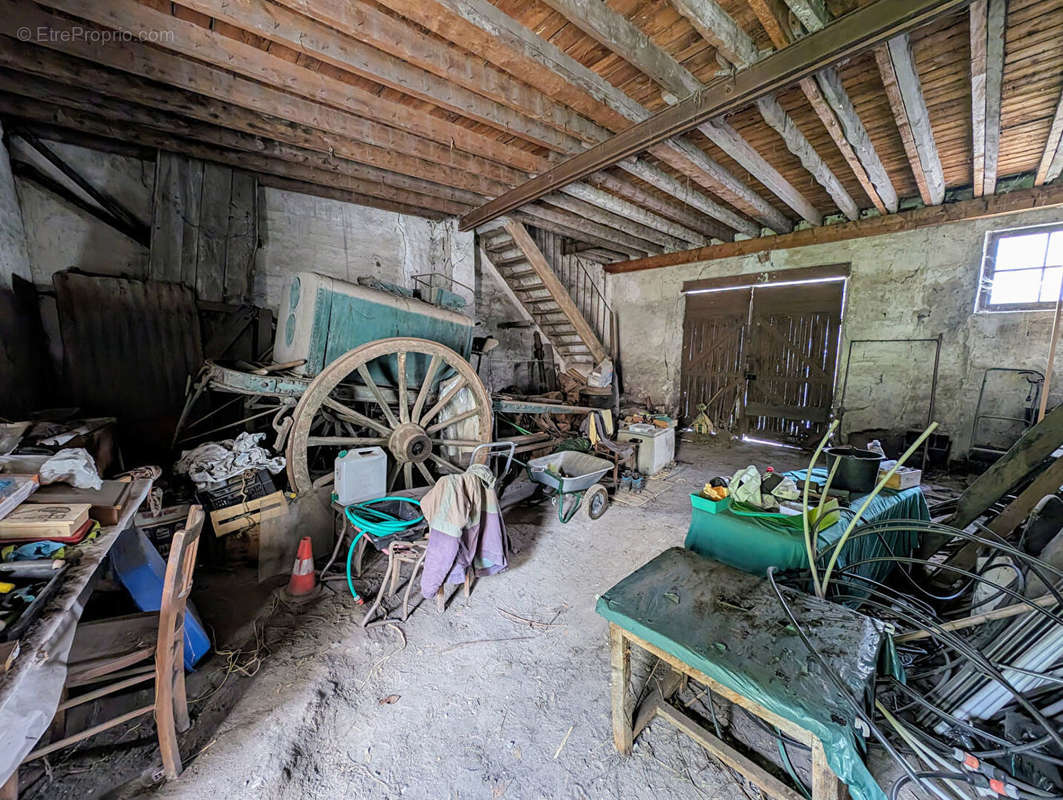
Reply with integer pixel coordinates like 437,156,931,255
334,447,387,505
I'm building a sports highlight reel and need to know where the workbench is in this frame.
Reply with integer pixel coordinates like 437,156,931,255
597,548,888,800
0,479,152,787
685,469,928,585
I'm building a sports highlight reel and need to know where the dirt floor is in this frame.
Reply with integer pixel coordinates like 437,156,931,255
23,439,919,799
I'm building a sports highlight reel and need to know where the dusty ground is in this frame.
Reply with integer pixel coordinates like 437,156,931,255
25,439,921,799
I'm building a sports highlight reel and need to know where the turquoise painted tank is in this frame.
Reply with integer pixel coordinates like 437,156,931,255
274,272,474,384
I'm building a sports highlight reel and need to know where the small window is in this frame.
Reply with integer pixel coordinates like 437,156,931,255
978,223,1063,311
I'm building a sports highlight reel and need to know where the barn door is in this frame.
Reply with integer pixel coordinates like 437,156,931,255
744,281,844,444
679,288,751,427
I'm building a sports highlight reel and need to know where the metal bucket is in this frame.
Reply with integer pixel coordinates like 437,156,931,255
824,446,884,493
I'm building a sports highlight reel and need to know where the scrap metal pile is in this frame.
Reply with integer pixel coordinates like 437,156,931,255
774,407,1063,800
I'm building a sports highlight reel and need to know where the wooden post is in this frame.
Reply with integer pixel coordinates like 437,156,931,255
1039,286,1063,422
812,739,846,800
609,624,633,755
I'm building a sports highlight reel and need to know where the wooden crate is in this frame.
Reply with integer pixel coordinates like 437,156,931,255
209,491,287,537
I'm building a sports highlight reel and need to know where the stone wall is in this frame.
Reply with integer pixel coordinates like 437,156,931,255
608,207,1063,457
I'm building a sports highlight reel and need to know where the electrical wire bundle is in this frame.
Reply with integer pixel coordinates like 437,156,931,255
774,517,1063,800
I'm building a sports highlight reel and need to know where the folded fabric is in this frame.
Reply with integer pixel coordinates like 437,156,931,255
420,464,509,598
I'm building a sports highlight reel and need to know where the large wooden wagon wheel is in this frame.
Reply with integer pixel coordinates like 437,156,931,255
285,337,493,495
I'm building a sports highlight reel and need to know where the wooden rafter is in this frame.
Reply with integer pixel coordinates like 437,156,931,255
605,182,1063,273
460,0,966,231
874,35,945,205
970,0,1007,196
542,0,824,225
1036,87,1063,186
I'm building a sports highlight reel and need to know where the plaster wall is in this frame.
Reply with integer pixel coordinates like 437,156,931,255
608,207,1063,457
12,139,152,285
0,123,31,288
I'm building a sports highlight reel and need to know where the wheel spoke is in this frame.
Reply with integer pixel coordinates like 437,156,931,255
410,354,442,424
306,436,387,447
403,462,413,489
419,377,468,428
322,397,391,437
397,351,409,424
415,461,435,486
428,454,463,475
430,439,483,447
387,460,402,492
424,408,479,435
356,364,401,429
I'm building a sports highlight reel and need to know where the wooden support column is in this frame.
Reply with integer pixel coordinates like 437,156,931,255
609,624,633,755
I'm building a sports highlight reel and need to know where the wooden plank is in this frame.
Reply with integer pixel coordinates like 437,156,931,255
503,219,608,363
988,455,1063,537
609,623,633,755
224,170,257,304
1035,87,1063,186
670,0,761,67
875,42,933,205
683,263,850,292
884,34,944,205
181,0,596,153
812,739,845,800
559,183,707,246
970,0,989,196
632,667,684,739
257,175,446,221
542,194,686,251
180,157,204,292
148,152,183,284
459,0,965,230
541,0,821,225
518,205,650,257
605,182,1063,272
983,0,1007,196
783,0,830,32
14,0,535,183
209,490,287,536
655,703,806,800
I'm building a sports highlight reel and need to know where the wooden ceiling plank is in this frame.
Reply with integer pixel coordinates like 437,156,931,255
558,182,707,245
671,0,858,220
540,193,687,249
257,175,448,219
1035,87,1063,186
0,68,479,213
586,170,734,240
516,206,649,257
0,100,453,219
605,181,1063,273
875,35,946,205
747,1,887,214
542,0,822,225
386,0,771,234
181,0,604,153
970,0,988,196
27,0,537,179
781,0,898,213
983,0,1007,195
0,36,511,198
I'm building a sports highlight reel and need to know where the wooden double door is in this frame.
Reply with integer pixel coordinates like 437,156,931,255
679,277,845,446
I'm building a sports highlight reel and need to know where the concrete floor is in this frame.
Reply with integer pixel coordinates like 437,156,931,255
27,438,921,800
147,438,832,800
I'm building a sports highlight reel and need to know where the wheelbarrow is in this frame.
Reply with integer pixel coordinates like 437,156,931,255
527,451,613,523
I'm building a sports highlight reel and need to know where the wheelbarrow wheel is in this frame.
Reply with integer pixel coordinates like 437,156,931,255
582,483,609,521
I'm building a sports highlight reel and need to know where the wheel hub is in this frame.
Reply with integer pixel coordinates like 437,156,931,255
389,422,431,463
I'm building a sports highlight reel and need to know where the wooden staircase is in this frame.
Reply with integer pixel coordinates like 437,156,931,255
478,218,609,369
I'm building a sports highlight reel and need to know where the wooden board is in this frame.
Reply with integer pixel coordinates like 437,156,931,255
0,503,91,540
210,491,287,537
26,481,131,526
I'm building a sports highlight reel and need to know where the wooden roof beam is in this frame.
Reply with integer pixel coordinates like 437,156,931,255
1035,87,1063,186
540,193,688,250
460,0,957,230
557,183,707,246
543,0,824,225
385,0,774,234
874,35,945,205
670,0,858,220
781,0,899,213
970,0,1006,196
604,182,1063,273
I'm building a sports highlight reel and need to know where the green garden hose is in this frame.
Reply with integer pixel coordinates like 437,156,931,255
343,497,424,603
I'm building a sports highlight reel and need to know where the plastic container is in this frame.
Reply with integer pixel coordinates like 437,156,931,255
690,492,731,514
824,446,884,493
335,447,387,505
198,469,276,512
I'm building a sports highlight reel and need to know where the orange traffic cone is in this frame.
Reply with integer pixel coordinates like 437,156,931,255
286,536,317,598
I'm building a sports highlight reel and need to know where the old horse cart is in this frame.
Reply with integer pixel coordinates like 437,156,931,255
174,273,498,495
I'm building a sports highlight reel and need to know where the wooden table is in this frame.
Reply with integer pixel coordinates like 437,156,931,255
598,549,887,800
0,479,152,787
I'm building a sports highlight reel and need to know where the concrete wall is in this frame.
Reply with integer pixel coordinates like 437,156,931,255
608,207,1063,457
12,139,152,285
0,122,31,288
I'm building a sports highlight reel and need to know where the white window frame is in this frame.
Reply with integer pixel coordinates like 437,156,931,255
977,222,1063,312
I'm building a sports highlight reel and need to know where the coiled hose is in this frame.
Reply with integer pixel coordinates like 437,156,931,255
343,497,424,603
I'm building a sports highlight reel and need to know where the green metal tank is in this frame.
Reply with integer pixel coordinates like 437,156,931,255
274,272,474,384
